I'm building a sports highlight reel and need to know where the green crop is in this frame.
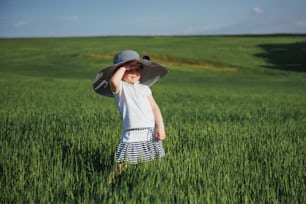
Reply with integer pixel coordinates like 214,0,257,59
1,36,306,203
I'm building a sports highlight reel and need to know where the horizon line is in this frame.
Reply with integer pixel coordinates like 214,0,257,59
1,33,306,39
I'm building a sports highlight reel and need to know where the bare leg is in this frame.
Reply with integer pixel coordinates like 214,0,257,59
118,163,124,174
108,162,124,185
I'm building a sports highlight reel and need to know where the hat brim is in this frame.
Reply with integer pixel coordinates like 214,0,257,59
93,59,169,97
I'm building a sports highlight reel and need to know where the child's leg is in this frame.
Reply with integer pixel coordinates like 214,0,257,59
108,162,124,185
118,162,124,174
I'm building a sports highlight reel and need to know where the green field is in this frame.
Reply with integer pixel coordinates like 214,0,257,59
1,36,306,203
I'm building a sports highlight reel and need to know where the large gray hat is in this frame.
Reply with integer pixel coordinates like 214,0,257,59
93,50,169,97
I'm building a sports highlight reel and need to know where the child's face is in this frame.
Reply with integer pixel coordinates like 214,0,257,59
122,61,142,84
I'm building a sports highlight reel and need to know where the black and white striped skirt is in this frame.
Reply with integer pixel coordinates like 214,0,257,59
116,128,165,164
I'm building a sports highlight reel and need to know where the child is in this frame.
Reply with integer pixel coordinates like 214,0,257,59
109,50,167,172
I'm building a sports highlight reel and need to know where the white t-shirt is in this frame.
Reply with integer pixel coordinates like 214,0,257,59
113,81,155,130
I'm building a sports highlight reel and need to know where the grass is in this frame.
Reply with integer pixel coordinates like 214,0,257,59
0,35,306,203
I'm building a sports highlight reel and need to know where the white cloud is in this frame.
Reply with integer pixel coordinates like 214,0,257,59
295,19,306,27
14,21,30,27
51,16,80,22
62,16,79,21
253,7,263,14
182,24,224,34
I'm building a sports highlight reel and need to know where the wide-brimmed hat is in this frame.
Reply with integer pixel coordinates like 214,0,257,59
93,50,169,97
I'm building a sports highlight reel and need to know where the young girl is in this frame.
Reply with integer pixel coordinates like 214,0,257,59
109,50,166,172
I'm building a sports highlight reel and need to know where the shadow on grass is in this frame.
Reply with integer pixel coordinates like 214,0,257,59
61,142,115,176
256,41,306,72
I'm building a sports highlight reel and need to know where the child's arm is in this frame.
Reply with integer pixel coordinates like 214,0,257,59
148,95,166,141
110,67,126,93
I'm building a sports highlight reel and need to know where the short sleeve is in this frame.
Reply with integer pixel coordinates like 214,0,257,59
144,85,152,96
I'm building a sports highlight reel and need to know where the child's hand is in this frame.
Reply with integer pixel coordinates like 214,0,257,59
156,128,166,141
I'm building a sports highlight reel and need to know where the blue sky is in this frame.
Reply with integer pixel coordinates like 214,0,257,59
1,0,306,37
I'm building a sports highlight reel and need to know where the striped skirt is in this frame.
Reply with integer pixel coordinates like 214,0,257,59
116,128,165,164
